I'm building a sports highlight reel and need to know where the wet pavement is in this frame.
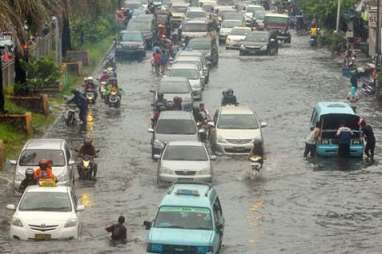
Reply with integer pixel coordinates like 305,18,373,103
1,34,382,254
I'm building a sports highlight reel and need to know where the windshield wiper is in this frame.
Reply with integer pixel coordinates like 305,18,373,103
163,225,186,229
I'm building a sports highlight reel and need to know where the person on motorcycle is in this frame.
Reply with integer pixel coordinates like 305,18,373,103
68,89,88,124
196,103,211,122
221,89,238,106
34,159,55,182
78,137,98,178
83,77,96,90
104,78,120,98
19,168,37,193
173,96,183,110
248,139,264,168
309,24,319,44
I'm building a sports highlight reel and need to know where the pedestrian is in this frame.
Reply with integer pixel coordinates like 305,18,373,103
160,49,169,74
350,68,360,96
152,48,161,75
106,216,127,244
304,122,320,159
359,119,376,162
336,123,353,157
347,91,359,112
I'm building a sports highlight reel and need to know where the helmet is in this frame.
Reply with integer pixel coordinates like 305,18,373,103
25,168,34,176
39,159,50,170
227,89,234,96
199,103,205,108
118,216,125,224
84,137,93,145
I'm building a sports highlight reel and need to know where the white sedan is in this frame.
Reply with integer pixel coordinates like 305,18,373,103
225,26,252,50
7,185,84,240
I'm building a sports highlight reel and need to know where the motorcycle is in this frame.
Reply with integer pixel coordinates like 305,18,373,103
107,89,121,108
249,155,263,179
77,154,97,181
360,78,376,96
85,88,97,104
64,104,78,126
99,81,107,99
197,120,214,143
309,36,317,47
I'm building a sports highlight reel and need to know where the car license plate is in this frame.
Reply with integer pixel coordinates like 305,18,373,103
35,234,51,240
178,178,191,181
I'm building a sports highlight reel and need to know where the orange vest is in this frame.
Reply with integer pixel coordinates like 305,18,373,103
34,167,54,180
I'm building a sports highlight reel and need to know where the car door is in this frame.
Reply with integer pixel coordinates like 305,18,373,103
212,197,224,252
64,143,74,185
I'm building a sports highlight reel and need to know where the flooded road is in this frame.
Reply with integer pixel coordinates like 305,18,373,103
1,35,382,253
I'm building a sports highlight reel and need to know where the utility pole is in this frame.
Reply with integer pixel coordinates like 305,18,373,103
52,16,62,64
336,0,341,33
377,0,381,65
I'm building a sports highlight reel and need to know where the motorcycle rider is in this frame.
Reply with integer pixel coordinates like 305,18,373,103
83,76,98,101
359,119,376,162
19,168,37,193
248,139,264,168
196,103,211,122
78,138,98,178
309,23,319,45
104,77,121,101
68,89,88,124
173,96,183,110
221,89,238,106
100,70,110,83
33,159,56,182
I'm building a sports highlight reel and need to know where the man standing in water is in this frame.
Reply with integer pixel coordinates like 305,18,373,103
336,123,353,157
359,119,376,162
106,216,127,244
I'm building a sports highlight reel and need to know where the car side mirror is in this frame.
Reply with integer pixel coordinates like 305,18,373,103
148,128,154,133
149,89,156,93
8,160,17,166
69,160,76,166
153,154,161,160
210,155,217,161
76,204,85,212
260,122,267,128
143,220,152,230
6,204,16,210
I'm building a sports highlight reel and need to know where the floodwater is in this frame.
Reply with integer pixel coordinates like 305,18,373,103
0,34,382,254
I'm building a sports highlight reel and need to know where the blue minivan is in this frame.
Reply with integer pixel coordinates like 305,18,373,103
144,182,225,254
310,102,364,157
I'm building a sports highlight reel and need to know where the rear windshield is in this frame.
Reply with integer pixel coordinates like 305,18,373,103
186,11,207,19
168,68,200,79
264,16,288,25
222,20,242,28
156,119,196,134
19,149,66,166
182,23,207,32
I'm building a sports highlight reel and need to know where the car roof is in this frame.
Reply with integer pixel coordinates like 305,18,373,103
167,140,205,146
184,19,208,24
247,4,264,8
232,26,251,31
315,102,355,115
160,183,216,208
248,30,269,36
187,7,205,11
25,185,70,193
24,139,66,150
220,105,254,115
169,63,199,69
159,111,194,120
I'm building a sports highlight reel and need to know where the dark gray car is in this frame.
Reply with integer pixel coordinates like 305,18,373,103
116,31,146,58
239,31,278,56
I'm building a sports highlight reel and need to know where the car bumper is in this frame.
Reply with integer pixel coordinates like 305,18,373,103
10,225,78,240
226,41,242,49
241,48,267,55
215,142,253,155
159,173,212,183
277,34,291,41
317,144,364,158
116,48,145,55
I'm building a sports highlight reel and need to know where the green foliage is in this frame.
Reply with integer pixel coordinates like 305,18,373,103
21,57,61,90
319,30,346,52
297,0,357,29
70,15,117,49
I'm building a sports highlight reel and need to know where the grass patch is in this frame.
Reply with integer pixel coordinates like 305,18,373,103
1,35,114,162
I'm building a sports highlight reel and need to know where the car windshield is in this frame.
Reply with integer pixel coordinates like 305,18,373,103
264,16,288,25
186,11,207,18
121,33,142,41
163,145,208,161
171,6,188,13
19,149,66,166
230,28,249,35
128,21,151,31
217,114,259,129
247,6,264,13
159,83,190,93
246,32,268,42
19,192,72,212
168,68,200,79
188,40,210,50
182,23,207,32
255,10,265,19
156,119,196,134
154,206,212,230
222,20,242,28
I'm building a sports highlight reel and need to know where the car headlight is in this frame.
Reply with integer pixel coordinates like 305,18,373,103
161,167,174,174
153,140,164,149
217,135,226,143
240,44,245,49
12,217,23,227
64,218,78,228
197,168,211,175
261,45,267,50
